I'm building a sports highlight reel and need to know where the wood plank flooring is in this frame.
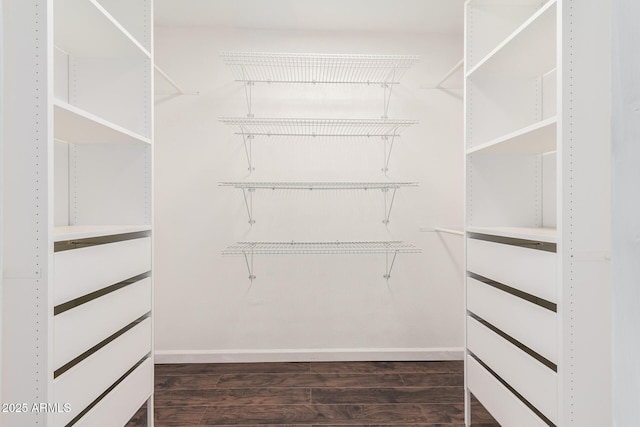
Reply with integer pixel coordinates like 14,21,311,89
126,361,499,427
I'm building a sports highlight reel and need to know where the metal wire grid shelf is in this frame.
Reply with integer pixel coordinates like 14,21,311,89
222,241,422,281
219,117,418,138
219,181,418,190
220,52,420,85
219,181,418,225
223,241,421,255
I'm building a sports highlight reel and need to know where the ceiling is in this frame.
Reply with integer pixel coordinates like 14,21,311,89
154,0,465,34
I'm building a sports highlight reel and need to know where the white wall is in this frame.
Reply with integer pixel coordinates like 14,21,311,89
153,25,464,362
612,0,640,424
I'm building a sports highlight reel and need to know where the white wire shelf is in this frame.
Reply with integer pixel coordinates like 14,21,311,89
220,182,417,225
223,241,421,255
219,117,418,138
220,52,419,85
219,181,418,190
223,241,421,281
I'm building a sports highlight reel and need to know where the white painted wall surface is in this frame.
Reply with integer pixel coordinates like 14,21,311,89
611,0,640,424
153,26,464,361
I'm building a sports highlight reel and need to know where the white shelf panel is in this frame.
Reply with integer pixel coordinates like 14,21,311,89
467,0,556,79
220,51,419,84
467,117,557,155
219,182,418,190
54,100,151,145
466,226,557,243
223,241,421,255
54,225,151,242
55,0,151,58
219,117,418,137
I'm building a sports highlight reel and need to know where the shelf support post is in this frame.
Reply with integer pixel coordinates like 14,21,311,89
382,186,398,224
242,188,256,225
384,250,399,279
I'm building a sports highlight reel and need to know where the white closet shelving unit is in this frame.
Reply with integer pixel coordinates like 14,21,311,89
464,1,611,426
3,0,154,426
220,51,420,281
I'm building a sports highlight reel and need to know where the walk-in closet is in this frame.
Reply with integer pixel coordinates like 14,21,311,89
2,0,637,426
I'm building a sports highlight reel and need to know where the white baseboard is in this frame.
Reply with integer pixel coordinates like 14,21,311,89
154,347,464,364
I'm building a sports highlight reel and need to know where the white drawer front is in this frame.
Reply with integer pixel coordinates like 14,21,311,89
54,237,151,305
467,355,549,427
467,238,556,302
467,316,557,423
53,318,151,427
74,358,152,427
467,276,557,364
54,277,152,369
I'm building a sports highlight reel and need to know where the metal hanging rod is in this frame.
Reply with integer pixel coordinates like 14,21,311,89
220,51,419,85
434,58,464,89
219,117,418,138
154,64,199,96
219,182,418,190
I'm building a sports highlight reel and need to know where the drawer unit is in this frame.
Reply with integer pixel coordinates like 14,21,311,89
54,276,152,369
467,316,557,424
467,355,549,427
467,276,557,364
74,358,153,427
54,236,151,305
467,237,556,302
53,318,151,427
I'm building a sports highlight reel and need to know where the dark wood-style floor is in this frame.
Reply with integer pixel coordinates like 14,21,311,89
126,361,499,427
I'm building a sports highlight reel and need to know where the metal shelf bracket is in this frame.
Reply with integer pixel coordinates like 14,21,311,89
242,188,256,225
384,250,399,279
382,133,397,173
382,186,398,224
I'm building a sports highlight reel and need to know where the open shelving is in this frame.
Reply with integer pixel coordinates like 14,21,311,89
54,100,151,145
466,226,556,244
465,0,557,150
2,0,154,426
220,50,420,281
220,181,418,224
223,241,421,281
220,52,419,85
53,225,153,242
219,181,418,190
466,116,556,155
219,117,418,138
466,0,556,79
223,240,421,255
54,0,151,58
464,0,611,426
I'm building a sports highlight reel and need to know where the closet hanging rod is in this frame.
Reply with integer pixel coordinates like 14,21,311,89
435,227,464,236
154,64,199,95
434,59,464,89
